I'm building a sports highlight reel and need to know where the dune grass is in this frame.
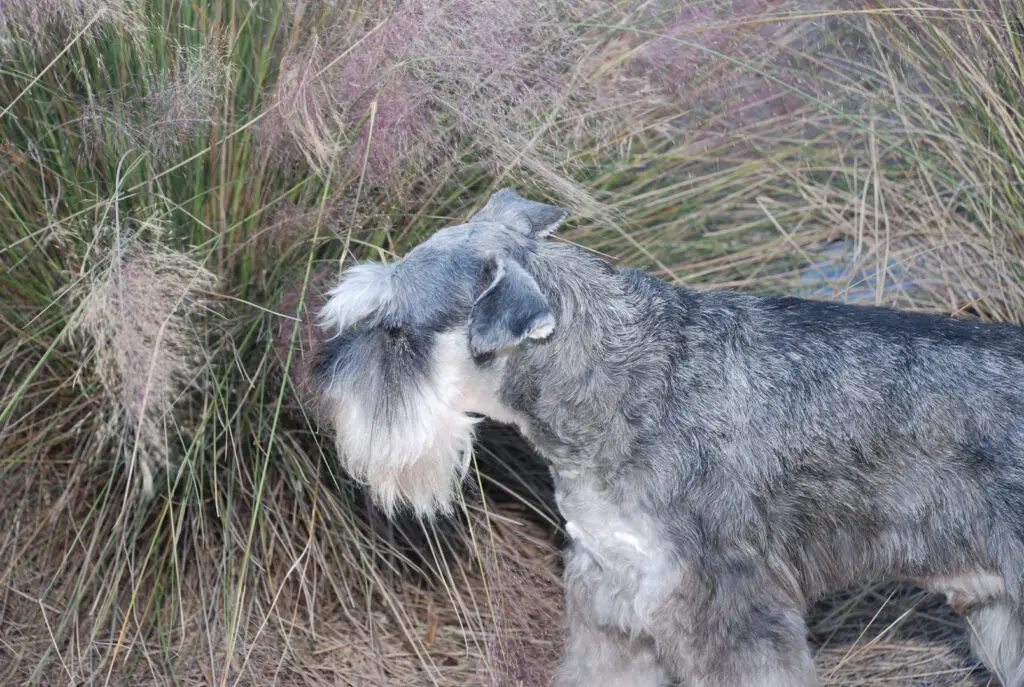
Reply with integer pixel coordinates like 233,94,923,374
1,1,1022,684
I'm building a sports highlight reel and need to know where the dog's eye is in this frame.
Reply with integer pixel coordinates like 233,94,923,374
472,350,495,366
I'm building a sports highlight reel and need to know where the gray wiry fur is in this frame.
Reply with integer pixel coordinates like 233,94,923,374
314,189,1024,686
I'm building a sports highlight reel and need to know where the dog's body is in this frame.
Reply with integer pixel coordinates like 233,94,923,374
314,189,1024,686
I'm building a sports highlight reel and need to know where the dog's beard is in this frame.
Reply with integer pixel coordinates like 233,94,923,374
326,333,480,516
331,395,476,516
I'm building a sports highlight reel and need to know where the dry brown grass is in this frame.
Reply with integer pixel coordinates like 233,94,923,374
0,496,995,686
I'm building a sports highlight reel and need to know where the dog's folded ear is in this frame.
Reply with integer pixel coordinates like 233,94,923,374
469,188,567,238
468,255,555,356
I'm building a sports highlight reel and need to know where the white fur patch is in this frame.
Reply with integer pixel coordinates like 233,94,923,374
528,313,556,340
558,481,679,635
928,571,1006,612
966,602,1024,686
326,329,501,516
565,521,648,561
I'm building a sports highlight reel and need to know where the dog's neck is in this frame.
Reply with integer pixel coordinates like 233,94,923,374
497,245,683,479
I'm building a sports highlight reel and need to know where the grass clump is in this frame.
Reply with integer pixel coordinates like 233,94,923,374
68,223,217,497
1,1,1022,685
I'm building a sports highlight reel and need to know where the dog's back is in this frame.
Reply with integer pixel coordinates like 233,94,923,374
670,285,1024,582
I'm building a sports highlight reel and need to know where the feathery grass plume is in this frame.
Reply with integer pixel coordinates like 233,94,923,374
68,226,216,496
265,16,432,181
262,0,649,191
143,44,232,136
81,43,232,164
619,1,829,128
0,0,138,57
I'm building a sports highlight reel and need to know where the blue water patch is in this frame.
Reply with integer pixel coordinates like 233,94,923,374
795,239,917,305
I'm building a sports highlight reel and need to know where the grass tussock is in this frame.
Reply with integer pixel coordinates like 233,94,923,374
68,226,217,497
2,0,1023,685
0,0,140,58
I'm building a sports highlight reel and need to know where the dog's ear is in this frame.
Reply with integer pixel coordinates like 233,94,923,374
468,255,555,356
469,188,567,239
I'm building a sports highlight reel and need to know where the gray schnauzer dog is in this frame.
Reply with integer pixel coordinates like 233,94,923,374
313,189,1024,687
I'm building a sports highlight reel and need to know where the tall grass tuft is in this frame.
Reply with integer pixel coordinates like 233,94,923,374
68,225,217,497
1,1,1022,684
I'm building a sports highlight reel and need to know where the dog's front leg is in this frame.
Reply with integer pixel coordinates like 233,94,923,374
552,551,671,687
653,559,819,687
552,600,669,687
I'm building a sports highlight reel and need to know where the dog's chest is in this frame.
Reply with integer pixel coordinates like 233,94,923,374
556,481,680,634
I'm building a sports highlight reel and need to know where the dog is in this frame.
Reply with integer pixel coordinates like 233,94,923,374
313,188,1024,686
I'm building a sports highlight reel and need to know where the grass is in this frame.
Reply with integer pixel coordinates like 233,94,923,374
1,0,1022,684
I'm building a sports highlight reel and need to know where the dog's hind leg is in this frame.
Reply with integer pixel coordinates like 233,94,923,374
658,603,819,687
966,602,1024,687
928,570,1024,685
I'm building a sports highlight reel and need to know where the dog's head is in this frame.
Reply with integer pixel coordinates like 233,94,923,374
313,189,566,516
